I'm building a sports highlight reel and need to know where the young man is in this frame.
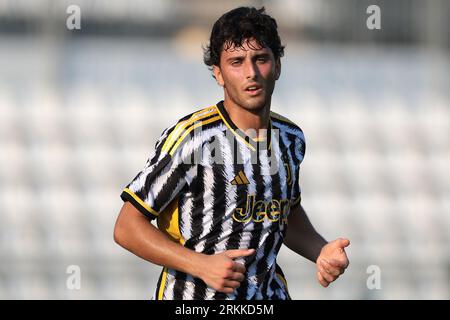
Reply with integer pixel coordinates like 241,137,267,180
114,7,350,300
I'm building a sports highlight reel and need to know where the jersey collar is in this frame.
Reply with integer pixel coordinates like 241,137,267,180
216,100,272,152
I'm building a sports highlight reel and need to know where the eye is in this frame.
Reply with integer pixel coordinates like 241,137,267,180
257,57,268,63
231,59,242,66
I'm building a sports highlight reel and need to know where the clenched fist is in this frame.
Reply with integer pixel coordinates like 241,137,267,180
196,249,255,294
316,238,350,287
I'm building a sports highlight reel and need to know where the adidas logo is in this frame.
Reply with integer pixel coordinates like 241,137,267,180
231,170,250,185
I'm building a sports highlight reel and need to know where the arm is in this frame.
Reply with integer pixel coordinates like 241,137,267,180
283,204,350,287
283,203,327,263
114,202,254,293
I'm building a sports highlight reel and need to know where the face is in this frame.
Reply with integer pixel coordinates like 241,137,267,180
213,38,281,112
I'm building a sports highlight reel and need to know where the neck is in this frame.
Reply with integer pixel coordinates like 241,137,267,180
223,97,271,139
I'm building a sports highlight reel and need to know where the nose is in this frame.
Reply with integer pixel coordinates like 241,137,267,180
244,60,258,80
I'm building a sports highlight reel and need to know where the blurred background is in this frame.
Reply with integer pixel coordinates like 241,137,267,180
0,0,449,299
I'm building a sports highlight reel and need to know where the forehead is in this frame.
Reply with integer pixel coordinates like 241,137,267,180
221,38,274,57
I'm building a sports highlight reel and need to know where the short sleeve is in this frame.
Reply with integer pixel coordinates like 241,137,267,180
290,131,306,207
120,127,188,220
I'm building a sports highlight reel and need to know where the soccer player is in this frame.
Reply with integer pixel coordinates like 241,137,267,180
114,7,350,300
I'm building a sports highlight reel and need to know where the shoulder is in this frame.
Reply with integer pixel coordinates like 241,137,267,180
270,110,306,161
159,104,223,157
270,110,305,140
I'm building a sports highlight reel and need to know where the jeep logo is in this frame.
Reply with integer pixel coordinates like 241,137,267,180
232,194,290,223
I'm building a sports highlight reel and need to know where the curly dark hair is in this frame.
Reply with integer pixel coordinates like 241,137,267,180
203,7,285,70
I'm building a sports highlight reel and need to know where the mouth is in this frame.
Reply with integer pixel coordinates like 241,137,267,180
244,84,263,96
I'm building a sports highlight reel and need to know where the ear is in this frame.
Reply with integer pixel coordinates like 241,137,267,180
213,65,225,87
275,58,281,80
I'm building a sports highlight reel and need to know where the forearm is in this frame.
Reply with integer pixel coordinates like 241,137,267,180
114,203,203,278
285,228,327,263
283,204,328,263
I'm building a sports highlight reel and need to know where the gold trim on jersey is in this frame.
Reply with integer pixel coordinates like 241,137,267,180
123,187,159,217
162,107,218,154
215,105,257,151
155,198,185,300
158,267,168,300
168,115,221,156
216,105,273,151
157,198,186,246
268,120,273,150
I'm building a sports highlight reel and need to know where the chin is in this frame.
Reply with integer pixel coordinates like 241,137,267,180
242,98,267,112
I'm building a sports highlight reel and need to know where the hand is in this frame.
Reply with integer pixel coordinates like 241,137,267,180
196,249,255,294
316,238,350,287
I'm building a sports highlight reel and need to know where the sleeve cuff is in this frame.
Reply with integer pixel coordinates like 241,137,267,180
120,188,159,220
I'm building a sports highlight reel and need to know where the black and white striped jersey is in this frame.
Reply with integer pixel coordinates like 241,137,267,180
120,101,306,300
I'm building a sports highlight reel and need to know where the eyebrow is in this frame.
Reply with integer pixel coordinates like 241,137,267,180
226,52,271,63
253,53,271,59
226,55,245,62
